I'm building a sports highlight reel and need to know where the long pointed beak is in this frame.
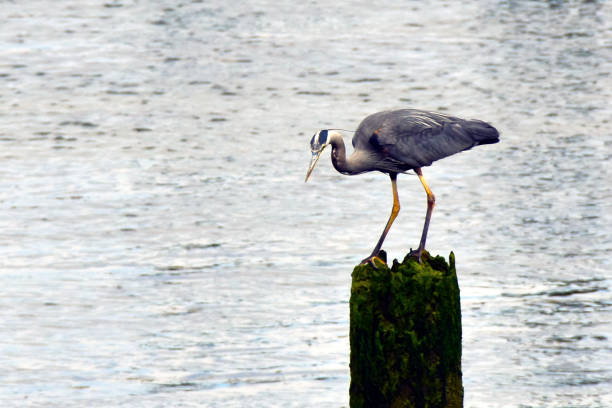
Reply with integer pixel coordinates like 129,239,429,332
305,151,323,182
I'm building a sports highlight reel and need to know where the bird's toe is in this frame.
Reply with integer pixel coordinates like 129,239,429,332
360,255,387,269
407,248,424,264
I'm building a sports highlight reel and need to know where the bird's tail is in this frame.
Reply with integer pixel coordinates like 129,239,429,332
465,119,500,145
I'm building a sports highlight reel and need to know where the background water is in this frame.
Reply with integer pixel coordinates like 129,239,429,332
1,1,611,407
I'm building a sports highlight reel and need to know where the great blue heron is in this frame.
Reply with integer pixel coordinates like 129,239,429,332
305,108,499,266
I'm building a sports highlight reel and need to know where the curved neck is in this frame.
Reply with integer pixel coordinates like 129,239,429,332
329,132,361,175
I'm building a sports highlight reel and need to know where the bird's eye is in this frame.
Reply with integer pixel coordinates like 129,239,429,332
318,130,328,145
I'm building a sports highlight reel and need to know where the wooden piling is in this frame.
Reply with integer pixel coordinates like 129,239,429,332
349,251,463,408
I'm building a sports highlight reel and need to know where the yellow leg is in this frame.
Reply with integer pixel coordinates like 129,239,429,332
411,168,436,262
361,173,400,268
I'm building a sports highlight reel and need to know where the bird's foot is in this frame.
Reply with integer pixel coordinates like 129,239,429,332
407,247,426,264
360,251,387,269
360,256,386,269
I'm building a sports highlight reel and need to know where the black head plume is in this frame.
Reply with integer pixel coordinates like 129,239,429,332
310,130,329,152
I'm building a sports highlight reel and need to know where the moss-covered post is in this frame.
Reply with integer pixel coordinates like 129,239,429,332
349,251,462,408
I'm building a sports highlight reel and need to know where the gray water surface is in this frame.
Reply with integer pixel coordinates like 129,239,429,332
1,1,611,407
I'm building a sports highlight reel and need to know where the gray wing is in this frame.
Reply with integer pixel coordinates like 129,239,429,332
355,109,499,170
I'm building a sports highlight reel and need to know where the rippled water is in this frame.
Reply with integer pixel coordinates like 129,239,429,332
1,1,611,407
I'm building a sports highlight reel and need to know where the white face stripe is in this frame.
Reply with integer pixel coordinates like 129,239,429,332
310,129,330,152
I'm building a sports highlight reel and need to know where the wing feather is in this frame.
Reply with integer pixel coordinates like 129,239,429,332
355,109,498,170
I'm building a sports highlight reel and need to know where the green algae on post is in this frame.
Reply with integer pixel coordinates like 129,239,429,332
349,251,463,408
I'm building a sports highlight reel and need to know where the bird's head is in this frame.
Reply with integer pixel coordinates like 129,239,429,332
305,129,335,182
